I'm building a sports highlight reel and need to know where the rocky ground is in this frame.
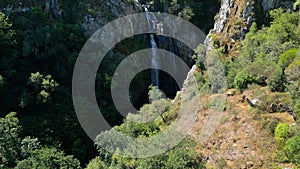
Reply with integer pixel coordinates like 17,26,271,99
190,87,297,168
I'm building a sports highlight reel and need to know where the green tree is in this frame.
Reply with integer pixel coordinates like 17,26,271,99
224,60,240,88
278,48,300,69
0,112,21,168
192,44,206,70
94,85,205,169
206,50,227,94
285,56,300,100
20,137,40,159
168,0,180,14
0,12,15,55
240,9,300,66
285,56,300,82
178,7,194,21
85,157,107,169
148,85,163,102
239,22,259,63
284,135,300,164
136,156,164,169
268,9,300,44
15,147,81,169
0,11,16,79
234,70,258,90
0,3,94,164
163,146,205,169
129,86,169,123
19,72,59,108
266,66,286,92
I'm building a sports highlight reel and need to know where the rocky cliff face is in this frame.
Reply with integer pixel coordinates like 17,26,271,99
261,0,294,15
204,0,294,57
81,0,139,36
204,0,255,56
1,0,137,36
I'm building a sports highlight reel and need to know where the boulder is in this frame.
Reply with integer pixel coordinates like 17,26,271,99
226,89,237,96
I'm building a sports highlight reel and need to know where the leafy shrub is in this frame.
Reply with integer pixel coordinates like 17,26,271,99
278,48,299,69
285,56,300,100
15,147,81,169
163,146,205,169
266,67,286,92
275,123,291,148
193,44,206,70
178,7,194,21
0,112,21,168
206,50,227,94
234,71,258,90
168,0,180,14
224,60,240,88
20,137,40,159
85,156,107,169
282,135,300,164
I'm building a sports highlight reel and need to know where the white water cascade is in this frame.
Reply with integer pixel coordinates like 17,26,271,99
145,7,159,87
169,38,177,76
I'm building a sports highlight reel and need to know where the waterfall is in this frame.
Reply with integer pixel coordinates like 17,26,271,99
150,34,159,87
169,38,176,76
145,7,159,87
